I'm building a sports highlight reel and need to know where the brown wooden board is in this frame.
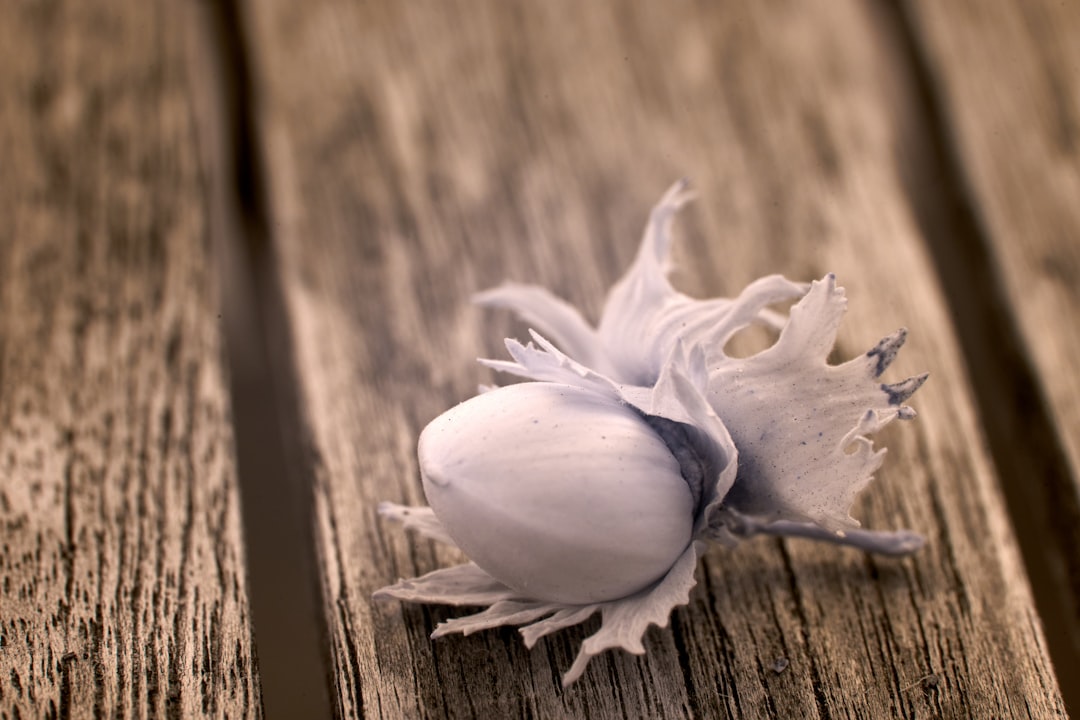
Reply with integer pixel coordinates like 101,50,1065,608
242,0,1066,717
0,1,262,717
903,0,1080,688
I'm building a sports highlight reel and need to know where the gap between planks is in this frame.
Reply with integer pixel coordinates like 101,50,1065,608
186,0,334,717
880,0,1080,708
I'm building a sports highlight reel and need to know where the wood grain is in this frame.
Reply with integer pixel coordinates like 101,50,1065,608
241,0,1066,717
907,0,1080,483
0,1,262,717
903,0,1080,682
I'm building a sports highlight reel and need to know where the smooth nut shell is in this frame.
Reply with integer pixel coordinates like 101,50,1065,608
419,382,694,604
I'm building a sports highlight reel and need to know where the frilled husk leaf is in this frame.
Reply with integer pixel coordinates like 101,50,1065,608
707,274,927,530
476,180,806,386
478,180,926,542
375,504,703,686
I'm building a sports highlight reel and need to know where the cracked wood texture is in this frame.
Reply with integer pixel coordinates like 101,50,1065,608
243,0,1067,718
0,1,261,718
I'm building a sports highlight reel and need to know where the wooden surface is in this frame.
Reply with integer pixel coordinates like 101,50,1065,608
2,0,1078,718
904,0,1080,671
239,0,1071,718
0,1,261,718
910,0,1080,482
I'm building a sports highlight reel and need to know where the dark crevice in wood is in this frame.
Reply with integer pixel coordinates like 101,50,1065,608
874,0,1080,712
59,653,75,720
189,1,333,718
337,598,367,720
667,612,704,719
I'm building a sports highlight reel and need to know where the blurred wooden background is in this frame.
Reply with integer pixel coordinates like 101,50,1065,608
1,0,1078,717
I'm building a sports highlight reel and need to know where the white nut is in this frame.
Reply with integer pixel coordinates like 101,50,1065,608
420,382,694,604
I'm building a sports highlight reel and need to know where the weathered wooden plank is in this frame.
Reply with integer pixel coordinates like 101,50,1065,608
902,0,1080,692
242,0,1066,717
0,2,262,717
